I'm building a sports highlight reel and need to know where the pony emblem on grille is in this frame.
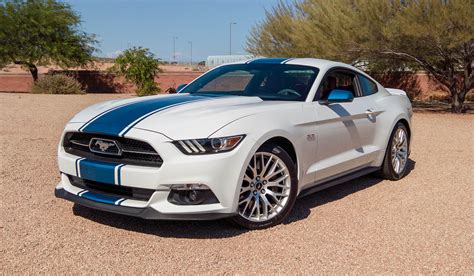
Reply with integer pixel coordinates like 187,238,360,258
89,138,122,156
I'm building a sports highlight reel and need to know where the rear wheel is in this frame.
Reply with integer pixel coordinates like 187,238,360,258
380,122,410,180
231,144,297,229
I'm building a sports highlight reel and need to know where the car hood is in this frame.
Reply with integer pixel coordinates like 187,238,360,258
69,94,296,140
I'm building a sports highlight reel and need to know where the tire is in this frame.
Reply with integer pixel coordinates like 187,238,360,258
380,122,410,180
230,143,298,230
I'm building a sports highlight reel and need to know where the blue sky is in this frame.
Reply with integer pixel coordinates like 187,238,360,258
66,0,279,62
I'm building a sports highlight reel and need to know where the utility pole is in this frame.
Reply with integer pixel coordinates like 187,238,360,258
173,36,178,63
229,22,236,55
188,41,193,65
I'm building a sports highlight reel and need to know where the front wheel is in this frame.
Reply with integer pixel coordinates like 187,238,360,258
380,122,410,180
230,144,298,229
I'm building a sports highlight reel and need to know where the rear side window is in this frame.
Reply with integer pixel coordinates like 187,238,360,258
358,74,378,96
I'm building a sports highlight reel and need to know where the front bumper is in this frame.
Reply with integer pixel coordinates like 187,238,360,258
56,125,255,220
54,186,234,220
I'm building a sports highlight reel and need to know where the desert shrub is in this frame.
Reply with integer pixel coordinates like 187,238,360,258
32,74,85,94
137,80,160,96
110,47,161,96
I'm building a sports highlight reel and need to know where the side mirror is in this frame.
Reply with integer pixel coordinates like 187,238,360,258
176,83,188,92
322,89,354,104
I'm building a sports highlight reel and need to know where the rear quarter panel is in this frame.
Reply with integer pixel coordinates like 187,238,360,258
372,88,413,166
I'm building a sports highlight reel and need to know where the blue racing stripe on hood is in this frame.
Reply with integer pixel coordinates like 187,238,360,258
80,94,208,136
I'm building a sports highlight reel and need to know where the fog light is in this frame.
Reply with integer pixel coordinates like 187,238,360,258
170,184,210,191
168,184,219,205
188,190,198,202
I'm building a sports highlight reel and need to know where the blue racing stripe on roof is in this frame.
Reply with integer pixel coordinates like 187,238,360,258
80,191,121,205
281,58,295,64
79,159,118,185
248,58,290,64
80,95,207,136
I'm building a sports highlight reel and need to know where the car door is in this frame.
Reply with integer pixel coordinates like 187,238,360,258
307,68,379,183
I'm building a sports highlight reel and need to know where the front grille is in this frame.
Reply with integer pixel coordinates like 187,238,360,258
63,132,163,167
68,175,155,201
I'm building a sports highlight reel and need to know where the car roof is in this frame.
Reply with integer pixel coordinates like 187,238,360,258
229,57,356,72
227,57,377,83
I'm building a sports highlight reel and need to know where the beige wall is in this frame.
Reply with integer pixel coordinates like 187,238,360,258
0,71,202,93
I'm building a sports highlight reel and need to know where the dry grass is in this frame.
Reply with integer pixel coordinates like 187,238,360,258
0,94,473,274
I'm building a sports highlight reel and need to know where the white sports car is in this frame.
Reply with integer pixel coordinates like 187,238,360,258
55,58,412,229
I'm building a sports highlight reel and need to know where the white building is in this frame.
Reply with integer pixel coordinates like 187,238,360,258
206,55,254,68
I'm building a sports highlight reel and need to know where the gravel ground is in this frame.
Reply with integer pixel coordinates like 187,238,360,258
1,93,473,274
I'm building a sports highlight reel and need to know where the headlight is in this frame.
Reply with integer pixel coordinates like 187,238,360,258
172,135,245,155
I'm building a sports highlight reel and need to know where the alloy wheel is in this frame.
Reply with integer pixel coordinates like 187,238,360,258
391,128,408,175
238,152,292,222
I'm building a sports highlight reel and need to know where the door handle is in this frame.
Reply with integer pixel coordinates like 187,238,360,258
365,109,377,120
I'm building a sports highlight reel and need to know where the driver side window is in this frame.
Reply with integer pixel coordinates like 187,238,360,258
257,69,316,100
316,70,357,101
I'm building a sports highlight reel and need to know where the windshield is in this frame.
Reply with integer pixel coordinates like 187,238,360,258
180,64,319,101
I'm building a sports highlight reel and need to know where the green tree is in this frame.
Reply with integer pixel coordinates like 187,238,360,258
111,47,161,96
248,0,473,113
0,0,97,82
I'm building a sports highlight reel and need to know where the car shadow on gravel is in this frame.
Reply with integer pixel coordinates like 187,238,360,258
72,159,415,238
285,158,416,224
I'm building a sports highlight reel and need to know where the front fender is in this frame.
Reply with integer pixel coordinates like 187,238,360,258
210,112,311,211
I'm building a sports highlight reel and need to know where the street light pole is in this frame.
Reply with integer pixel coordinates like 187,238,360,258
188,41,193,65
173,36,178,63
229,22,236,55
